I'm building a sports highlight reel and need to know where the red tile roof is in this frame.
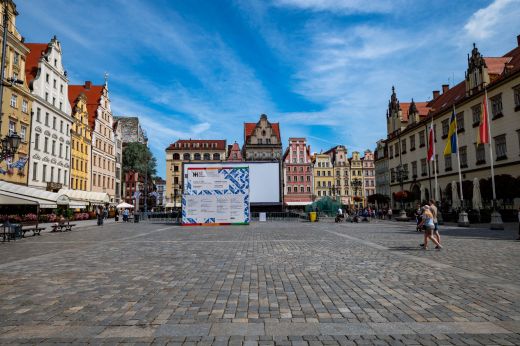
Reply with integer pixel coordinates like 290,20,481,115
68,82,104,130
24,43,50,84
166,139,227,151
400,101,431,122
244,121,281,143
484,57,512,75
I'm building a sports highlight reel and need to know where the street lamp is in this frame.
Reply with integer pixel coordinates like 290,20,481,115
395,164,410,221
0,131,21,161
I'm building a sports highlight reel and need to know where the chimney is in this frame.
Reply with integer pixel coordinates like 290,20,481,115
442,84,449,94
432,90,440,100
84,81,92,90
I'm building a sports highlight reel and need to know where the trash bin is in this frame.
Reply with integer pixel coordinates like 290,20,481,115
134,214,140,223
309,212,317,222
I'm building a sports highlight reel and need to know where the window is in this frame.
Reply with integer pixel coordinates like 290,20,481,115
45,73,49,83
472,104,481,127
60,84,64,93
36,108,41,122
50,167,54,182
287,176,291,182
65,146,68,159
460,146,467,168
52,140,56,155
10,94,17,107
421,158,427,176
13,52,19,65
45,92,48,101
491,94,503,119
59,143,63,158
45,113,49,126
20,125,26,142
93,174,96,186
194,153,201,160
394,143,399,156
53,79,57,88
390,168,395,183
213,153,220,160
411,161,417,178
444,155,452,171
183,153,190,160
32,162,38,180
57,168,61,183
419,131,425,147
53,117,56,130
44,137,48,153
173,165,179,172
34,133,40,150
409,135,415,151
494,134,507,160
401,140,406,154
22,100,28,113
64,171,67,186
8,121,15,135
456,112,464,132
475,144,486,165
52,97,56,106
60,120,63,133
59,102,62,110
389,145,393,158
442,119,449,138
42,165,47,182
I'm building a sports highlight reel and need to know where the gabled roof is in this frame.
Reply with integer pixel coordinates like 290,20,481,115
484,57,512,75
244,116,281,144
400,101,430,122
24,43,50,85
68,82,104,130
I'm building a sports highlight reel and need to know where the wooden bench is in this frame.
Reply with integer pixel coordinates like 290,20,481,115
21,221,45,237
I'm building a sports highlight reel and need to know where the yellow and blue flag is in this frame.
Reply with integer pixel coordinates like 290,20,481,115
443,110,457,156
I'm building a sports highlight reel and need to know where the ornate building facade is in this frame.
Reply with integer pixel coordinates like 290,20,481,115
0,0,33,185
113,119,122,202
324,145,351,206
384,36,520,209
243,114,282,161
361,150,375,203
374,139,390,200
349,151,364,208
226,142,243,161
25,37,72,191
165,139,226,206
69,92,91,191
283,137,313,207
312,153,334,200
69,80,116,201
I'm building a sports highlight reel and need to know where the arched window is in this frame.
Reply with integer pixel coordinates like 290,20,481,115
203,153,210,160
172,153,180,160
213,153,220,160
183,153,190,160
194,153,201,160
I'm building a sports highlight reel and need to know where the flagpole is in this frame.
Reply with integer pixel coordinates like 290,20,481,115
425,123,432,200
484,87,503,229
453,105,464,205
430,116,439,202
484,88,496,204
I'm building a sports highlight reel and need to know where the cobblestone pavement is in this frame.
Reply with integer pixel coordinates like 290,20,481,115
0,220,519,345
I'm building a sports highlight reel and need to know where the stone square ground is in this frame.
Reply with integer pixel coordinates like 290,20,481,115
1,220,519,345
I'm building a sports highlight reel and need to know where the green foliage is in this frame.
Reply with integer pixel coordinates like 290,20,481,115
122,142,157,178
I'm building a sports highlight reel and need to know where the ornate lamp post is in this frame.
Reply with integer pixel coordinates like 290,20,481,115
395,164,410,221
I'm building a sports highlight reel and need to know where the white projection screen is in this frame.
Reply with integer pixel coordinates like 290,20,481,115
184,162,281,204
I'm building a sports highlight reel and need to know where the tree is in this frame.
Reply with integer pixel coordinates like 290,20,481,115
122,142,157,178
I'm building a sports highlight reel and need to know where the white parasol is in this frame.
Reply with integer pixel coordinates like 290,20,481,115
451,180,460,210
472,178,483,210
116,202,134,209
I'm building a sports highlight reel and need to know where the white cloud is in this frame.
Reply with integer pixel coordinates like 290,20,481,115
271,0,397,13
463,0,520,40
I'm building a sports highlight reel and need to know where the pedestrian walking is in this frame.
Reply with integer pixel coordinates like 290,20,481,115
97,207,104,226
418,205,442,250
429,199,441,246
387,208,392,220
414,204,422,232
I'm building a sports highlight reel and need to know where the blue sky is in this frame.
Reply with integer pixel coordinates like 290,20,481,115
17,0,520,177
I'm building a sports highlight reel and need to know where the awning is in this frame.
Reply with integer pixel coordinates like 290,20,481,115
0,181,70,208
0,194,38,205
57,188,110,204
284,201,312,206
69,200,88,208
